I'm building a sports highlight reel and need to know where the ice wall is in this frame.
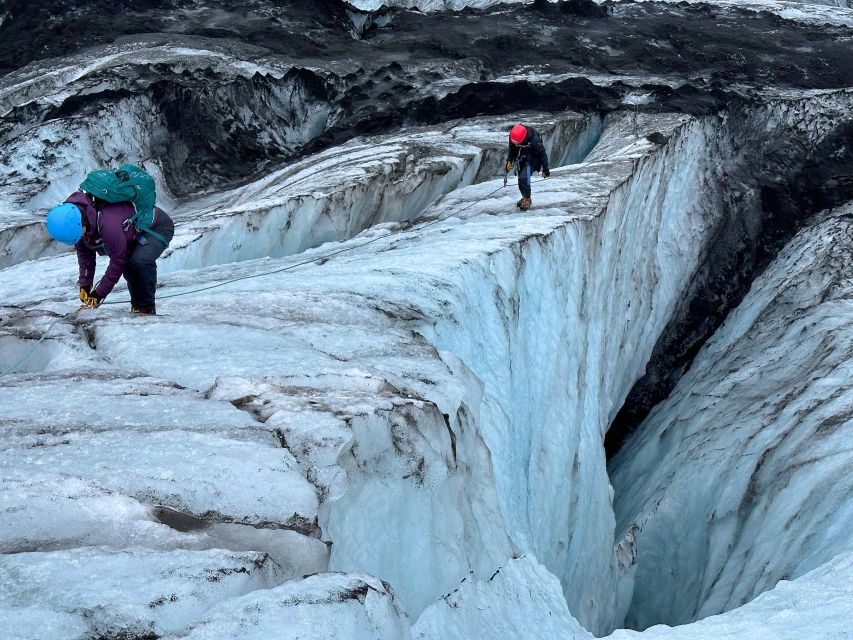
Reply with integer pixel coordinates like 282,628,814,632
0,110,599,272
609,204,853,629
157,113,598,274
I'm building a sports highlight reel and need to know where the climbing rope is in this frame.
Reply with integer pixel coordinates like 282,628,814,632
1,177,545,378
0,310,80,378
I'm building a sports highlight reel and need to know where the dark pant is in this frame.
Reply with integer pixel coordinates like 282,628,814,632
124,212,175,313
517,156,543,198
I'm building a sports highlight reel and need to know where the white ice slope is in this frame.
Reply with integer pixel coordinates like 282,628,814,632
607,551,853,640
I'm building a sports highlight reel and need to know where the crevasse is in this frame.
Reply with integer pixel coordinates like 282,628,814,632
414,112,720,633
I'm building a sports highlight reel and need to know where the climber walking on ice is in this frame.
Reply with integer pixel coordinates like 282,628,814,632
45,164,174,316
505,123,550,211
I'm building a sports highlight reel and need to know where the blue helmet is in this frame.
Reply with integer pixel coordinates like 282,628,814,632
46,203,83,244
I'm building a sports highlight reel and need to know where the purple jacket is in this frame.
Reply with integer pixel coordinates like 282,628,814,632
65,191,164,300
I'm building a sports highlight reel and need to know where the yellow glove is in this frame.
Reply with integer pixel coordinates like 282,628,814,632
505,161,513,172
79,287,91,302
79,288,100,308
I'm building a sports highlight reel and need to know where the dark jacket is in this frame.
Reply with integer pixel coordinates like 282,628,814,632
506,126,549,171
65,191,166,300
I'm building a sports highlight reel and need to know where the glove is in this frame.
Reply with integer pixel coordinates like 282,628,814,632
505,161,513,172
542,168,550,178
80,288,101,308
79,286,92,302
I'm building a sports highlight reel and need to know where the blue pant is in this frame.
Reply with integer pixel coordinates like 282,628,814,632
517,156,543,198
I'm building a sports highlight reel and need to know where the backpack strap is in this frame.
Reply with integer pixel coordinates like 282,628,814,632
125,204,168,246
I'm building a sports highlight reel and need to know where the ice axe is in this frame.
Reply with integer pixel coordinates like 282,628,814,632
503,160,514,187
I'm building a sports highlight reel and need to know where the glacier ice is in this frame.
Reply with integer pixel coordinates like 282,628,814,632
609,204,853,629
3,96,853,637
1,547,282,639
170,573,412,640
2,3,853,633
412,555,592,640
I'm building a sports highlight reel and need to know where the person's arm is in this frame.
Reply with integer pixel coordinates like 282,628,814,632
533,132,549,171
90,214,128,301
76,241,96,291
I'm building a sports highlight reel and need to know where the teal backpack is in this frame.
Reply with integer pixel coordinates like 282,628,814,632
79,164,168,245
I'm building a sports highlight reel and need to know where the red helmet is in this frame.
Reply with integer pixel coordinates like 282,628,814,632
509,124,527,144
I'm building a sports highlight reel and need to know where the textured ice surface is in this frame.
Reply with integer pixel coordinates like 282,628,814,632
413,555,592,640
0,400,319,531
170,573,411,640
0,548,282,639
605,552,853,640
610,205,853,629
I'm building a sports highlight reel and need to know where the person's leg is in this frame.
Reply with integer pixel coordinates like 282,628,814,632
518,159,531,199
123,261,138,310
127,240,163,314
130,213,174,314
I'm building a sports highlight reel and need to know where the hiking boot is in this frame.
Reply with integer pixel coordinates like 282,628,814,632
131,307,156,317
518,196,532,211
